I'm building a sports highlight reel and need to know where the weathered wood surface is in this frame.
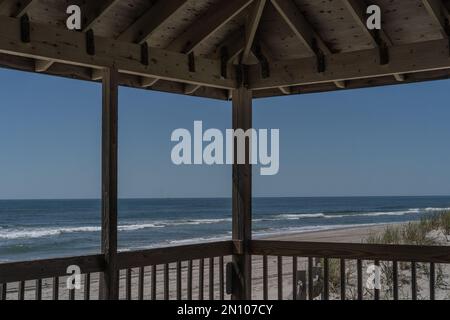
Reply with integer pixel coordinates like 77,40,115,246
0,254,104,284
231,87,253,300
0,16,235,89
117,241,234,269
99,67,119,300
250,240,450,263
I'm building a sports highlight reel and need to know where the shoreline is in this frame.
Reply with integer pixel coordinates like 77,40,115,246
265,222,403,243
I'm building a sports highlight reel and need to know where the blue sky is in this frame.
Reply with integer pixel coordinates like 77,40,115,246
1,68,450,199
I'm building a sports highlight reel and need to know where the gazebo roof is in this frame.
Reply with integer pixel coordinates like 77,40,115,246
1,0,450,100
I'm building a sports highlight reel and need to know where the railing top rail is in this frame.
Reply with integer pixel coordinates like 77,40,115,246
250,240,450,263
2,240,450,285
117,240,234,270
0,254,104,284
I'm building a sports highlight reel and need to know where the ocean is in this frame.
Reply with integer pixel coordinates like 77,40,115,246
1,196,450,262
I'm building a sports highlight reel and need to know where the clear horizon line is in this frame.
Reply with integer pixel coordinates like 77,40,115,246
1,194,450,201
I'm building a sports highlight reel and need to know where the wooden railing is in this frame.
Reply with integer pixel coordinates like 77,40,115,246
1,240,449,300
250,241,450,300
0,241,233,300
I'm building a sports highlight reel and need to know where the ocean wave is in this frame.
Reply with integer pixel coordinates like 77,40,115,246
2,206,449,240
0,218,233,240
275,208,424,220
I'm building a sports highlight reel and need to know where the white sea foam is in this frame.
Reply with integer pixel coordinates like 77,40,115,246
1,206,448,240
0,218,233,240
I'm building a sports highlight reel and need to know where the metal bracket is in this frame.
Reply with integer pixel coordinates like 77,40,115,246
373,30,389,65
311,39,325,73
226,262,235,295
140,42,149,66
188,52,196,72
220,46,229,79
253,44,270,79
85,29,95,56
20,14,30,43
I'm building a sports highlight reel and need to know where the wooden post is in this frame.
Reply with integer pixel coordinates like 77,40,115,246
99,67,119,300
231,87,252,300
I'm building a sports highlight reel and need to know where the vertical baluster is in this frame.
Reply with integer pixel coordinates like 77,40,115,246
69,288,75,300
393,261,399,301
209,258,214,300
219,257,224,300
308,257,313,300
292,257,297,300
357,260,363,300
164,264,169,300
374,260,380,300
18,281,25,300
277,256,283,300
340,259,346,300
84,274,90,301
430,263,435,301
0,283,6,300
151,265,157,300
126,269,132,300
138,267,144,300
177,261,182,300
323,258,329,300
188,260,193,300
411,262,417,300
199,259,204,300
35,279,42,301
53,277,59,300
263,256,268,300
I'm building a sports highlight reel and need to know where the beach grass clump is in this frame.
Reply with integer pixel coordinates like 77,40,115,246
363,211,450,299
366,211,450,246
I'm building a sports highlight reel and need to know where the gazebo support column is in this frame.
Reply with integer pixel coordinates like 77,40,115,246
99,67,119,300
231,87,252,300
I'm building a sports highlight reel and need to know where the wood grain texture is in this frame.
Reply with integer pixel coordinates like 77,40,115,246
251,241,450,263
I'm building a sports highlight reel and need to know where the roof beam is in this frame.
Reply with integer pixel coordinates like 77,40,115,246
0,0,52,72
117,0,188,89
271,0,330,55
82,0,120,32
272,0,350,90
38,0,120,74
0,16,235,89
118,0,188,44
341,0,408,82
421,0,450,38
167,0,253,54
242,0,267,64
249,38,450,90
0,0,34,17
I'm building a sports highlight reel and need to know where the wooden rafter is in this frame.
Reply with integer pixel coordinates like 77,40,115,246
167,0,254,54
248,38,450,90
37,0,120,74
271,0,345,89
0,0,50,72
242,0,267,64
421,0,450,38
185,0,266,96
341,0,405,82
82,0,120,32
0,16,235,89
117,0,188,89
118,0,188,44
0,0,34,17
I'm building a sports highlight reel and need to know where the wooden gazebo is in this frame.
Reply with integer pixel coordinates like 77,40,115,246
1,0,450,300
